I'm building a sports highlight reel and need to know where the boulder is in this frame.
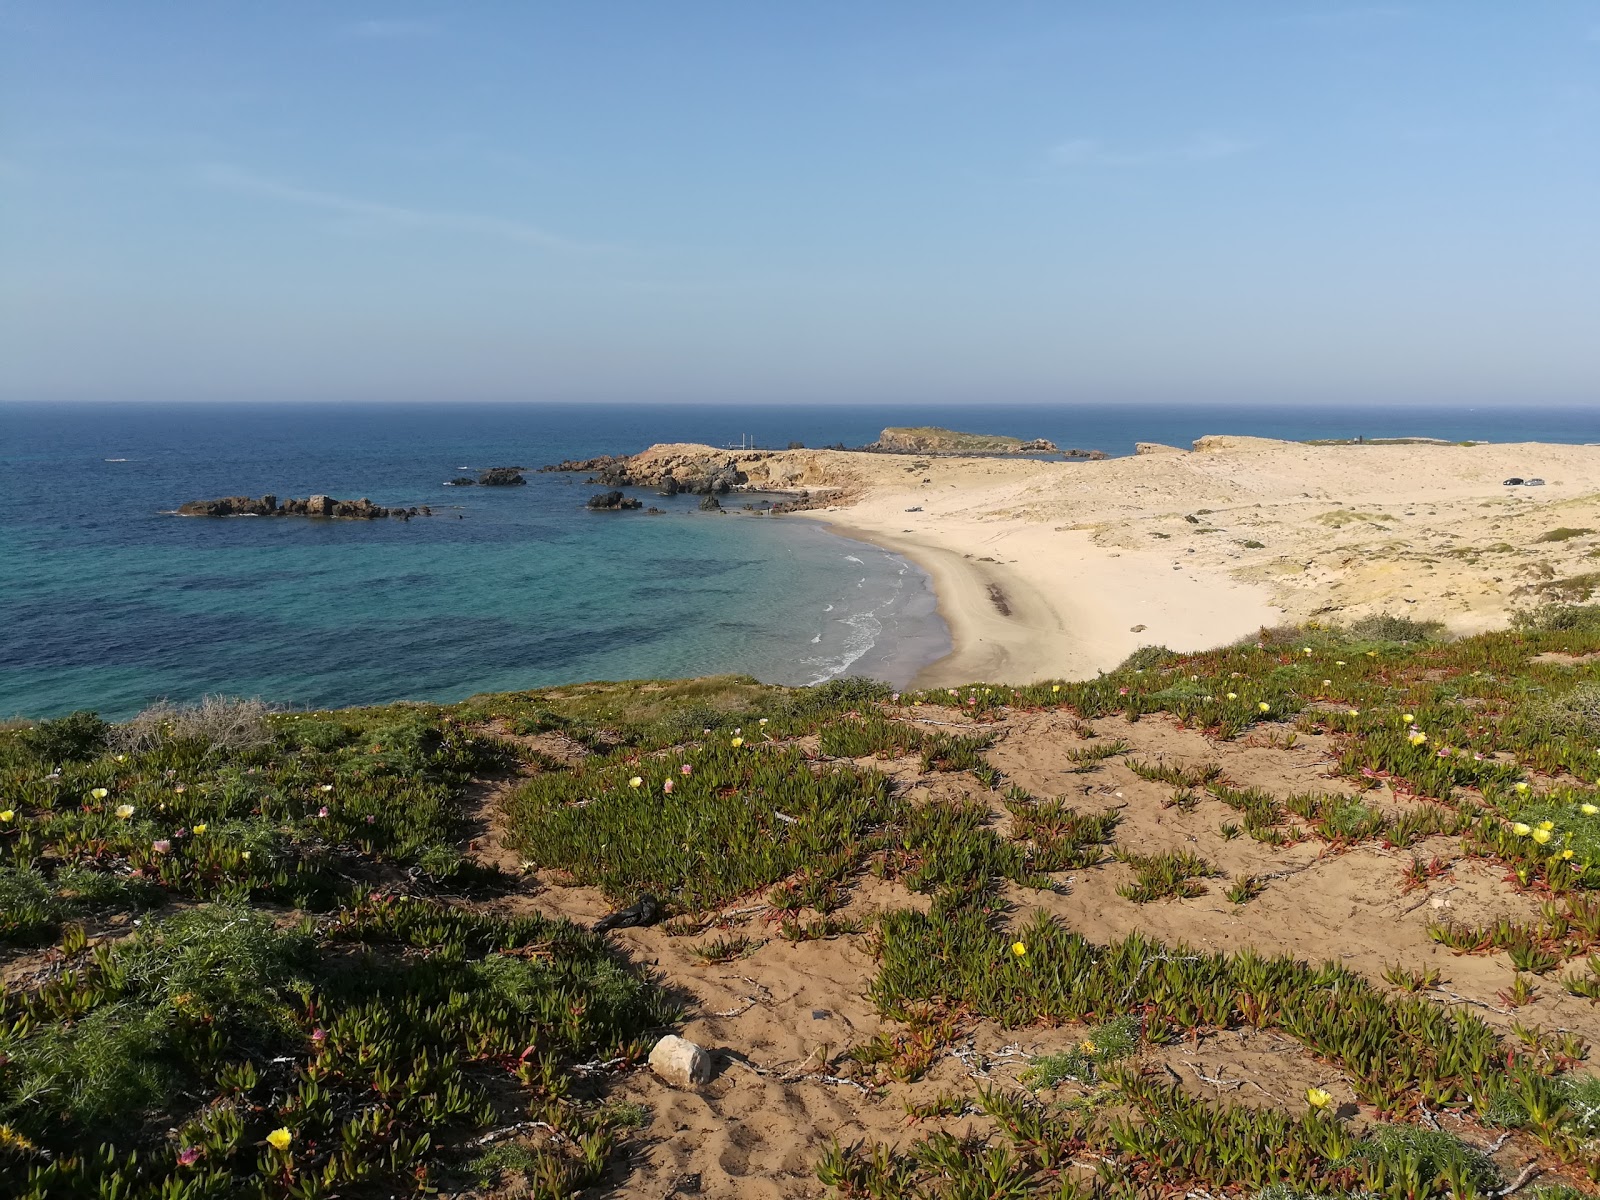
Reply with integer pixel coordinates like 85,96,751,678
648,1035,712,1089
1135,443,1186,455
699,494,722,511
445,476,477,487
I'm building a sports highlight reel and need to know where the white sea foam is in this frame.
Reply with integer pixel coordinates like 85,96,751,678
843,554,863,564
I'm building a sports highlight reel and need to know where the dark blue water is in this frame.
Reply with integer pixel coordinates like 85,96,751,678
4,401,1597,720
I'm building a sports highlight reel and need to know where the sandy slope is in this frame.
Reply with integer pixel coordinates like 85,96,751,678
628,437,1600,685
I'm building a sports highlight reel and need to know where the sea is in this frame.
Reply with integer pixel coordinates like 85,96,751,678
4,401,1598,720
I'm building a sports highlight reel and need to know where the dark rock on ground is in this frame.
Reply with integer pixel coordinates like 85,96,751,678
593,894,661,933
587,490,643,511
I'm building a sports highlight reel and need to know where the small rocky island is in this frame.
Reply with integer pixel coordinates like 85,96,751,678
176,495,431,520
867,426,1059,454
445,466,527,486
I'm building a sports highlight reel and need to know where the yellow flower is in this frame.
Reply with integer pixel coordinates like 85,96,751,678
1512,823,1532,837
1226,692,1238,700
1010,941,1027,957
628,776,643,788
731,737,744,748
115,754,127,762
90,787,109,800
1402,714,1414,724
1258,702,1270,713
1347,709,1360,717
115,804,135,819
241,851,251,860
1409,731,1427,746
1533,828,1553,845
1080,1039,1096,1052
1366,650,1378,657
1514,782,1530,794
193,823,207,834
265,1127,292,1151
1583,804,1599,816
1306,1087,1333,1110
1335,660,1346,665
1540,820,1555,832
759,718,769,725
1322,679,1332,686
1051,684,1060,693
1302,647,1313,655
1562,849,1575,860
0,810,12,823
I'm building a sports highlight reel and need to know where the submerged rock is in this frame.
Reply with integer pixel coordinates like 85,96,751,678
445,476,477,486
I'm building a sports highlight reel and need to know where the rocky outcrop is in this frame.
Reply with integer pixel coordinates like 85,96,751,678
177,495,428,520
1135,442,1186,455
547,451,751,496
445,476,477,486
586,490,642,511
478,467,527,486
699,494,722,511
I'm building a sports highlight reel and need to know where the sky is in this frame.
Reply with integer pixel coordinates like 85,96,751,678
2,2,1598,405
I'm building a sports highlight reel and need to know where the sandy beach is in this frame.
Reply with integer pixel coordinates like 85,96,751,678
625,436,1600,686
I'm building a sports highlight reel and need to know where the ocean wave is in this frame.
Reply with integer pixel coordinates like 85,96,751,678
800,607,884,686
843,554,864,563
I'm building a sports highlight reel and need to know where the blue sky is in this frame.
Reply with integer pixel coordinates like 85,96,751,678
3,2,1598,404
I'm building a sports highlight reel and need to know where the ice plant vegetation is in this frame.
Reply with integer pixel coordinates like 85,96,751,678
6,610,1600,1194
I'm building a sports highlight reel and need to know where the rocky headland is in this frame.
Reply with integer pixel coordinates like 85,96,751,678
176,495,431,520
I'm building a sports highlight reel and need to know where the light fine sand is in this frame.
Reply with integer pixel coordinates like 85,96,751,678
630,436,1600,685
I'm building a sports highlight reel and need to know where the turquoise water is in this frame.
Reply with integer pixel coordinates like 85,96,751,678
5,401,1597,720
0,403,949,719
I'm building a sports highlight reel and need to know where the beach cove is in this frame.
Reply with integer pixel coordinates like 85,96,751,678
612,434,1600,687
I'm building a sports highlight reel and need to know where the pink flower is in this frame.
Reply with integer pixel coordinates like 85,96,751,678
663,780,674,794
680,764,693,776
1118,687,1129,696
177,1147,202,1167
890,693,900,702
311,1027,326,1044
317,806,329,818
365,814,375,824
151,839,171,854
1437,748,1450,758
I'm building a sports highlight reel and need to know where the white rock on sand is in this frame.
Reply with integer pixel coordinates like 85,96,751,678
648,1035,713,1089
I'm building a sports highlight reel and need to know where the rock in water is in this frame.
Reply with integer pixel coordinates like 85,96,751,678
586,490,643,511
648,1035,712,1089
478,467,527,486
698,494,722,511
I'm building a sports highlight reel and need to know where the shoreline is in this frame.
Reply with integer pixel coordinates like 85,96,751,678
799,509,1284,688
